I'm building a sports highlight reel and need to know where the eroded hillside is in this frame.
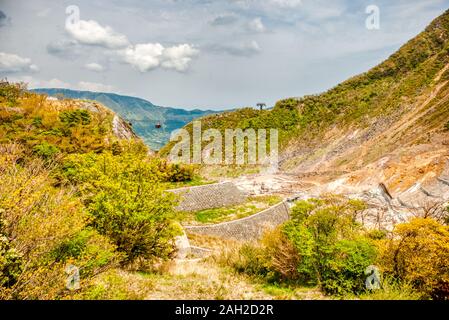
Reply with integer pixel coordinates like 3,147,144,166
161,9,449,201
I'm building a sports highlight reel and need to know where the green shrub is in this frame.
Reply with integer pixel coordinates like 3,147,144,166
236,197,377,296
49,228,120,278
59,109,91,126
221,197,377,296
223,243,271,279
273,98,299,111
281,224,316,283
0,156,89,299
0,81,26,107
349,276,421,300
60,152,181,265
32,142,59,160
260,228,303,282
377,218,449,300
320,238,376,295
32,116,42,127
367,229,387,240
166,163,194,182
88,181,180,264
287,198,376,295
0,90,111,155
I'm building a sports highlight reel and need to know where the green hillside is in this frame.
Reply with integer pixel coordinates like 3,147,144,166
31,88,218,150
160,9,449,178
2,8,449,301
0,81,197,299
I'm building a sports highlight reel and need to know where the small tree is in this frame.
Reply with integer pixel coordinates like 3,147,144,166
61,152,181,266
0,154,118,299
281,197,376,295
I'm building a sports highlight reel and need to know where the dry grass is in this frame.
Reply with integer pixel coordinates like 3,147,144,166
73,269,155,300
187,233,237,252
142,258,273,300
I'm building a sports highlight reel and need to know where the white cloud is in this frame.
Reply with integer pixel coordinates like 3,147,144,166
120,43,198,72
234,0,302,9
36,8,52,18
77,81,114,92
65,19,129,49
210,14,239,26
161,44,199,72
0,52,39,73
84,62,105,72
301,1,344,20
121,43,164,72
47,39,83,58
61,17,199,73
248,17,266,32
244,40,261,54
268,0,302,8
208,40,261,57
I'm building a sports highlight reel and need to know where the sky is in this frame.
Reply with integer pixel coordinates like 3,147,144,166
0,0,448,110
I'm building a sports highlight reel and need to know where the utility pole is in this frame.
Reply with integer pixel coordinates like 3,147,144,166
257,102,266,110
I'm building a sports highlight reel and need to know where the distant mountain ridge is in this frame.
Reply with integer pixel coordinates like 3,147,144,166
31,88,218,150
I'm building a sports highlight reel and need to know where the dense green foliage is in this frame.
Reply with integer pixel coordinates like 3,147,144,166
0,83,112,155
59,109,91,126
33,141,60,160
60,152,182,264
0,150,119,299
0,81,194,299
223,197,376,295
282,197,375,295
0,82,27,107
377,218,449,299
223,197,449,299
159,99,299,157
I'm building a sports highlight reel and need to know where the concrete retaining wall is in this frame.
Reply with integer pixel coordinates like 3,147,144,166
168,182,247,212
184,201,290,241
